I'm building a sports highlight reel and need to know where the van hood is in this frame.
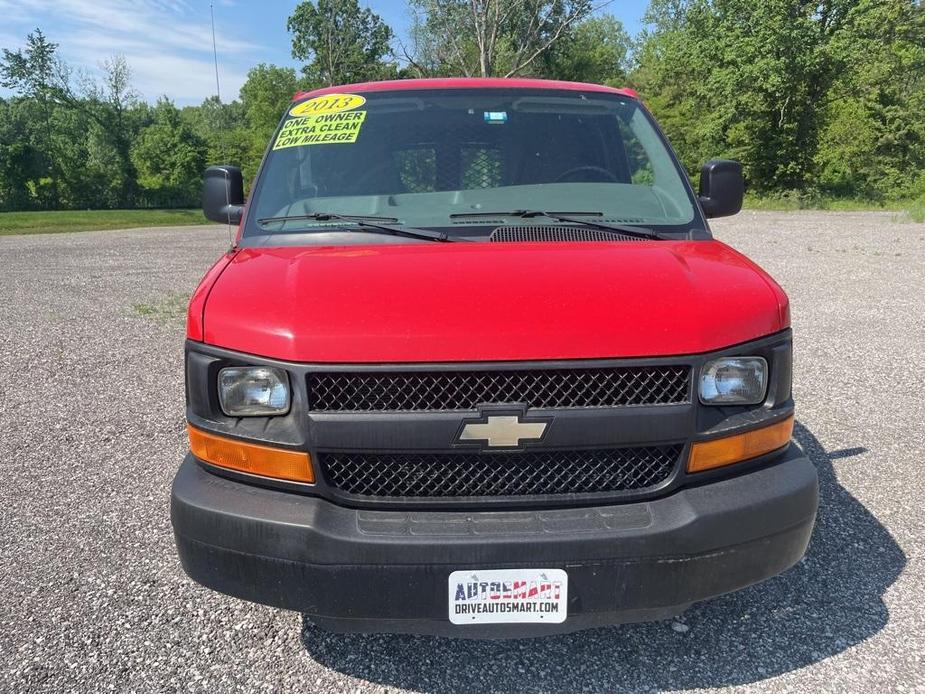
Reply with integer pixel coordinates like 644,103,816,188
200,240,788,363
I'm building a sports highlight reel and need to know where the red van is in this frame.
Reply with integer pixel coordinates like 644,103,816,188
171,78,817,638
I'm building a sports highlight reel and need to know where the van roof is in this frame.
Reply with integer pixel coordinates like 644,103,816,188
292,77,638,102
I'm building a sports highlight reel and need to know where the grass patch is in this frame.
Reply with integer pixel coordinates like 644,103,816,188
904,196,925,223
0,209,210,235
743,193,925,223
132,292,190,325
743,193,913,212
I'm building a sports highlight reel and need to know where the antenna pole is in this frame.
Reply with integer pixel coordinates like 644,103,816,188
210,2,234,249
210,2,221,102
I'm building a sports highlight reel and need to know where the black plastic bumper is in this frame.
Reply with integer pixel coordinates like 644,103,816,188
171,445,818,638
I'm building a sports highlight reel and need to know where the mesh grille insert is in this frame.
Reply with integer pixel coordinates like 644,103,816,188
320,446,681,498
307,365,690,412
490,225,645,243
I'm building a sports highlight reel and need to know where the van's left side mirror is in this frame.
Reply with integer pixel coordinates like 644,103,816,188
698,159,744,218
203,165,244,225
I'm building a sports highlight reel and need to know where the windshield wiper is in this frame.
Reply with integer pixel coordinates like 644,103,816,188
448,210,669,240
257,212,451,242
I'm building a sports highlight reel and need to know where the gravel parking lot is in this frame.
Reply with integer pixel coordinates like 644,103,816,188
1,211,923,692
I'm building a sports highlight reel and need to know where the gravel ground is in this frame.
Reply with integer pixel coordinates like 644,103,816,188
0,211,923,693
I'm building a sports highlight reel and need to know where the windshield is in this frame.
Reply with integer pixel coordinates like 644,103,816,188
244,88,700,239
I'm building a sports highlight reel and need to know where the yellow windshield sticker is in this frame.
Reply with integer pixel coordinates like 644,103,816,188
273,110,368,150
289,93,366,117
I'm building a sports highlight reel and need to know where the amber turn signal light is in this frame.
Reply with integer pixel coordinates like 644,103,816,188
688,415,794,473
187,424,314,483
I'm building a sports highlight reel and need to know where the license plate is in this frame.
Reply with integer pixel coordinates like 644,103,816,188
448,569,568,625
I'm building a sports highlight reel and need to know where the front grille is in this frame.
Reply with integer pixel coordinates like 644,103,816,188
490,225,645,243
307,365,690,412
319,445,681,498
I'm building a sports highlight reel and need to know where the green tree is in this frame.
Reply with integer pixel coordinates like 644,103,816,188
73,55,143,206
240,64,300,138
1,32,149,209
287,0,395,86
634,0,849,192
182,96,250,173
633,0,925,200
131,98,207,207
815,0,925,200
544,15,631,85
1,28,63,207
0,97,42,210
238,64,304,181
408,0,594,77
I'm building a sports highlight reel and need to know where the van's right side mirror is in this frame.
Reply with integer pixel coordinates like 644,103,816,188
203,165,245,225
698,159,744,218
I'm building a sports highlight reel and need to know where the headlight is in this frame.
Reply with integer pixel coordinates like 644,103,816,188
699,357,767,405
218,366,290,416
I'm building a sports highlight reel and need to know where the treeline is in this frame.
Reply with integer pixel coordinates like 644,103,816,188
1,0,923,212
637,0,925,204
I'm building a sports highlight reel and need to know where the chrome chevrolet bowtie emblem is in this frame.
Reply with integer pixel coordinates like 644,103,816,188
458,415,548,448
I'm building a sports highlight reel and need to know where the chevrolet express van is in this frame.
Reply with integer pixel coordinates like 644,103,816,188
171,78,818,638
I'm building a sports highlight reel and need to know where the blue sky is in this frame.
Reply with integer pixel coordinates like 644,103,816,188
0,0,650,106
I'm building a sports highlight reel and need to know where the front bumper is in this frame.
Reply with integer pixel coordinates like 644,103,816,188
171,445,817,638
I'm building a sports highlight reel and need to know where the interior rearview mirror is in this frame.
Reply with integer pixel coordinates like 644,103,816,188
698,159,744,218
202,165,245,225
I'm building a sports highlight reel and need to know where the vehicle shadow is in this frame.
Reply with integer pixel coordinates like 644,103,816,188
299,421,905,692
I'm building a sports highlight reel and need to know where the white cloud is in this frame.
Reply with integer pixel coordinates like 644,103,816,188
69,42,247,103
0,0,262,105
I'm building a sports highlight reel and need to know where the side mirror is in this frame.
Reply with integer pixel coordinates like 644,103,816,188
698,159,744,218
202,165,245,225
